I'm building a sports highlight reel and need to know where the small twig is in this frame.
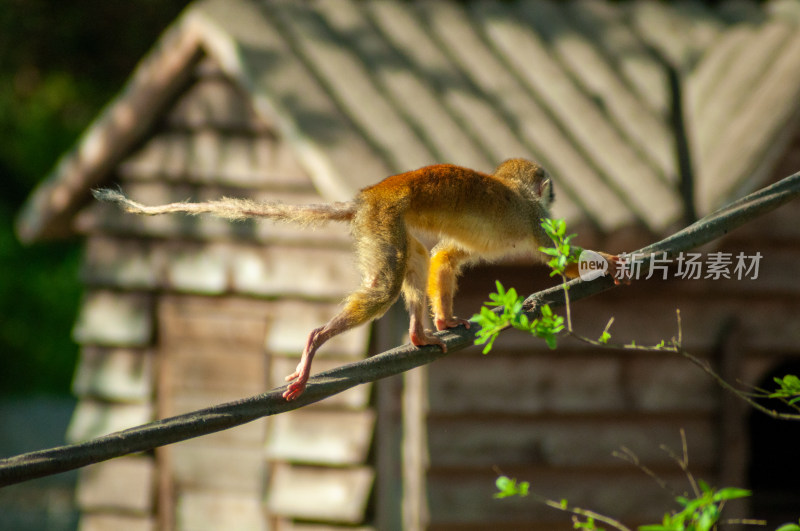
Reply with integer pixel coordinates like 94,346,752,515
724,518,767,527
749,389,800,414
533,495,633,531
493,464,633,531
612,446,678,497
659,428,699,498
564,306,800,421
601,316,615,340
559,273,574,333
676,347,800,420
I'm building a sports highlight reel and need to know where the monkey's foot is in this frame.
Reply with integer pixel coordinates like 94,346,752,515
410,329,447,352
435,316,470,331
283,365,309,401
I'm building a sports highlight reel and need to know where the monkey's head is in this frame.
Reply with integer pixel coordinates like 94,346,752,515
493,158,554,209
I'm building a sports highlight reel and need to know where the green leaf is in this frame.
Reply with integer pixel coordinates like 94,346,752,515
494,476,513,498
481,335,496,354
495,280,506,297
770,375,800,403
775,523,800,531
696,509,717,531
506,286,518,303
473,331,490,346
493,476,529,499
539,247,560,257
712,487,751,501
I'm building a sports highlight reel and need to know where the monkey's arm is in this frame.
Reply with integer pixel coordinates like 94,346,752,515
427,243,472,331
563,251,625,283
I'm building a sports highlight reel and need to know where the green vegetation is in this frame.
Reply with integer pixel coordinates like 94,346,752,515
480,218,800,528
0,1,190,395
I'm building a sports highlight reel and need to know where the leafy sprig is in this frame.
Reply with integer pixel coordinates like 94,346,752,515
769,374,800,405
538,217,581,277
472,219,576,353
639,481,750,531
472,281,564,353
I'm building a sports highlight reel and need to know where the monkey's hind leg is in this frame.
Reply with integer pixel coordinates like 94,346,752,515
282,283,403,400
403,237,447,351
283,230,408,400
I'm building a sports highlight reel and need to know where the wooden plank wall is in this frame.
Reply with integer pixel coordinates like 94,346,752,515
425,187,800,531
158,295,269,530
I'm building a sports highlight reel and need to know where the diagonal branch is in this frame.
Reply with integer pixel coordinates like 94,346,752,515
0,338,463,486
1,170,799,486
527,170,800,309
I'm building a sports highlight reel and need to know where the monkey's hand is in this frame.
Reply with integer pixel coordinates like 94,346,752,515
434,316,471,331
565,251,630,285
604,253,631,285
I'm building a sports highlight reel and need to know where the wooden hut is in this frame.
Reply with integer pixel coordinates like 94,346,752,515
17,1,800,529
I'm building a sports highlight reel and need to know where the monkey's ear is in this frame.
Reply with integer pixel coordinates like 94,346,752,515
537,178,554,205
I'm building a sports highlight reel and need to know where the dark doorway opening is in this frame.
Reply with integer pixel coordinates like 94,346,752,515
748,360,800,526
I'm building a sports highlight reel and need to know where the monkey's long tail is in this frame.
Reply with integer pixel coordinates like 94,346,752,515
92,189,355,225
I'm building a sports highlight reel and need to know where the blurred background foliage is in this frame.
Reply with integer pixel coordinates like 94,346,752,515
0,0,190,396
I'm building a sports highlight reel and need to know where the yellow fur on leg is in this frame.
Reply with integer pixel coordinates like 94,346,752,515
428,245,471,331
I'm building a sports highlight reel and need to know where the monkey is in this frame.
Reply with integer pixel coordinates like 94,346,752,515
93,158,620,401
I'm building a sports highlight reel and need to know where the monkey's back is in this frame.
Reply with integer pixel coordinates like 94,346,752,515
358,164,544,257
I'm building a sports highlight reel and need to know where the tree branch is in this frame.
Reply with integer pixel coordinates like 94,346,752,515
0,337,465,486
1,170,798,486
